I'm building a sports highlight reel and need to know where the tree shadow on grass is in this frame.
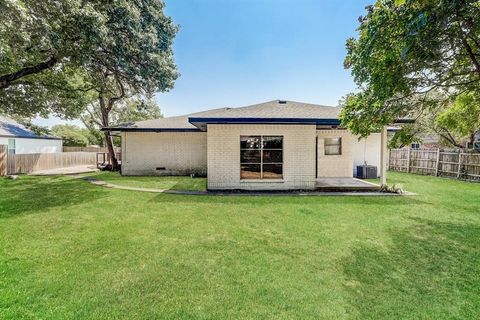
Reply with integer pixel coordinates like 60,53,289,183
148,192,427,207
0,176,107,218
341,217,480,319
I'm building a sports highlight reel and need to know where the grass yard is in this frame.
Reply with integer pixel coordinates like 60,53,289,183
90,171,207,191
0,172,479,319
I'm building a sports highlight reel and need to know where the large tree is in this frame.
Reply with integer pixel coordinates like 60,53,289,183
0,0,177,123
79,0,178,169
81,97,163,148
1,0,178,169
341,0,480,137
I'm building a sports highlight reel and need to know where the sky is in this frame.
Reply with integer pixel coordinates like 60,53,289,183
34,0,371,127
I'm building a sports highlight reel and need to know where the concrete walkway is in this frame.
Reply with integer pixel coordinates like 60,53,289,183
30,165,98,176
82,177,414,196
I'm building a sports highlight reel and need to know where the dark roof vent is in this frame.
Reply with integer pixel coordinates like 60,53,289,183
278,100,287,105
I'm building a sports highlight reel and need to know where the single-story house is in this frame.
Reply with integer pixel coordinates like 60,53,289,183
0,116,62,154
104,100,392,191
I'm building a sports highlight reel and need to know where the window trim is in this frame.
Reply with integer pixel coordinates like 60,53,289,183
324,137,342,156
240,135,283,180
7,138,15,155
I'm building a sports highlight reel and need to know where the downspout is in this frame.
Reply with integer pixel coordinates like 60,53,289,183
380,126,388,185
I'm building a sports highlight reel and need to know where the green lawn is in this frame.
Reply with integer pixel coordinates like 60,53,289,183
0,172,479,319
91,171,207,191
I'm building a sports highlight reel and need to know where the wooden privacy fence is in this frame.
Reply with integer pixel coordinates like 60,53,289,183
4,152,97,175
64,146,121,153
389,148,480,181
0,145,7,176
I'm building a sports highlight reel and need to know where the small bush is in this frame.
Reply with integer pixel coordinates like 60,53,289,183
380,183,405,194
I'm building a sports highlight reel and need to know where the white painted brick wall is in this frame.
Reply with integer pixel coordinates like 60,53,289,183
121,132,207,176
207,124,317,190
317,130,354,177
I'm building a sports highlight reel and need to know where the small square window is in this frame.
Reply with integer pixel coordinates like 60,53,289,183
411,143,420,149
324,137,341,155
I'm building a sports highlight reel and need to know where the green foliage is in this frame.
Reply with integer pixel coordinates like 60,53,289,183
81,97,162,147
51,124,89,147
80,128,103,146
114,98,163,125
342,0,480,136
0,0,178,118
436,92,480,143
388,125,421,148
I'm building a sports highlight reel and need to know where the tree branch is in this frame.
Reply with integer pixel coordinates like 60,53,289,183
462,37,480,76
0,56,58,90
436,127,464,148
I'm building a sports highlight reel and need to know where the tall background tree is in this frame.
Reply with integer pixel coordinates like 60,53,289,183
341,0,480,143
79,0,178,169
1,0,178,168
51,124,90,147
82,97,163,148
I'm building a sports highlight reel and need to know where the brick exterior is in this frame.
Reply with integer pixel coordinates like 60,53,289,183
120,125,382,187
121,132,207,176
317,130,354,178
207,124,317,190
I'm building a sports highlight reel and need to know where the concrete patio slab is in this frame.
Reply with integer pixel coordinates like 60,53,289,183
315,177,380,191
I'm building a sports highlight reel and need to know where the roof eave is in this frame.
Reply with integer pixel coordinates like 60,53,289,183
101,127,202,132
188,117,341,131
0,134,62,140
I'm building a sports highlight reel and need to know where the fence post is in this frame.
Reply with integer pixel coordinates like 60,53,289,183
457,153,463,178
406,148,411,173
0,145,7,176
434,148,440,176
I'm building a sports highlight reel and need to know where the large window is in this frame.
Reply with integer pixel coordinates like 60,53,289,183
240,136,283,179
324,137,341,155
7,139,15,155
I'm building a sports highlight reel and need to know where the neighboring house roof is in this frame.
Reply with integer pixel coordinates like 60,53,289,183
105,100,342,132
0,116,61,140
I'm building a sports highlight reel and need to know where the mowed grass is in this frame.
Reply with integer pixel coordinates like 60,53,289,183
0,172,479,319
91,171,207,191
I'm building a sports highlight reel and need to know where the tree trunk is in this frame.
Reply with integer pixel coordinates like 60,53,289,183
99,97,120,170
104,130,119,170
468,133,476,148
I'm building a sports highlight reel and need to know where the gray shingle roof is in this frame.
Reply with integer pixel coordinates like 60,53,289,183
108,100,341,131
0,116,60,139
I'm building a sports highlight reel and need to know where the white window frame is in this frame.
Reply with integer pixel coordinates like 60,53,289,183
7,138,16,155
324,137,342,155
411,143,420,149
240,136,283,180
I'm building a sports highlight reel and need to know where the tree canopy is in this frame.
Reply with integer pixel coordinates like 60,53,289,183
437,92,480,145
341,0,480,136
81,97,163,147
51,124,89,147
0,0,178,119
